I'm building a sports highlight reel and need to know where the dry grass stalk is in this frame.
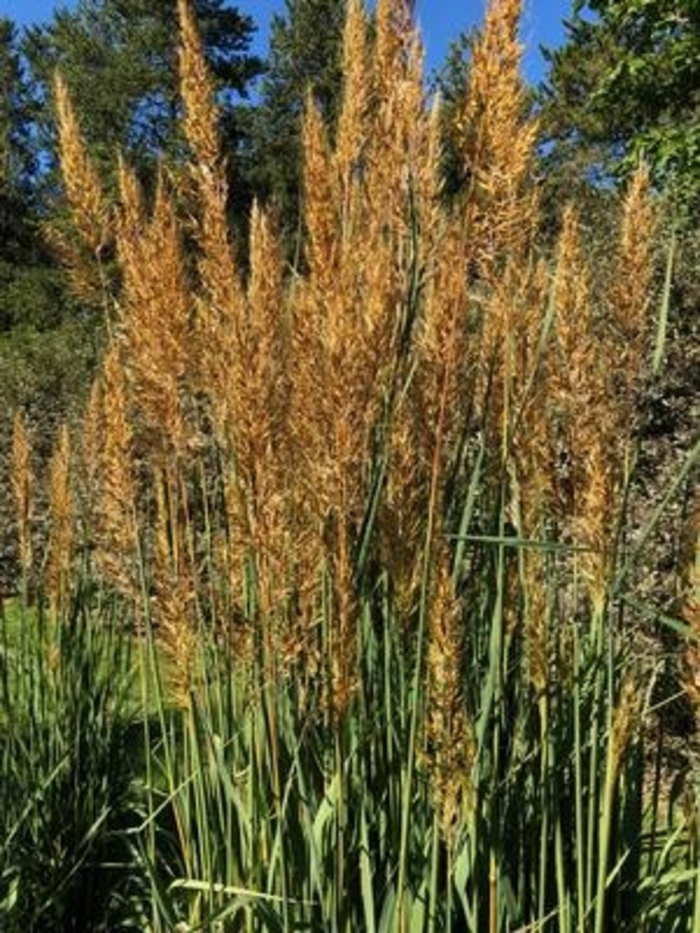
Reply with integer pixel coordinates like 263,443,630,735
116,167,192,458
372,0,426,222
116,155,146,242
242,203,291,549
46,424,74,615
567,172,655,609
515,344,559,676
11,412,33,580
446,0,541,491
457,0,538,285
177,0,221,173
416,216,472,478
550,206,594,505
610,673,642,777
333,3,444,624
177,0,242,351
302,100,339,296
334,0,370,205
607,164,656,428
176,0,248,474
512,307,557,675
425,557,474,841
50,72,114,308
53,71,111,256
93,344,138,599
223,203,293,652
176,0,298,677
290,2,440,706
548,207,616,609
152,469,197,706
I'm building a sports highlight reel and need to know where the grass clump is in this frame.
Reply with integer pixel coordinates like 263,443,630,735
0,596,139,932
1,0,699,929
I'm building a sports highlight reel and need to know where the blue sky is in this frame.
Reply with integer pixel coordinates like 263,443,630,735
1,0,572,83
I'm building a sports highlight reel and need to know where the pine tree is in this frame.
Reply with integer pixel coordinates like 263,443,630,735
252,0,346,243
539,0,700,215
0,18,38,266
23,0,263,181
0,18,63,333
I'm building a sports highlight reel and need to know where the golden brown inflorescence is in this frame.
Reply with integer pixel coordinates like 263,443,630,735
46,0,659,730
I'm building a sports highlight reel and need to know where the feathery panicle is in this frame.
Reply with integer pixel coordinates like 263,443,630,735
296,0,447,671
177,0,244,439
549,207,603,510
425,558,475,841
613,164,656,340
457,0,538,281
607,163,656,416
610,674,642,777
245,202,290,487
11,412,33,580
117,169,192,457
552,206,593,378
335,0,370,192
178,0,222,173
550,207,617,605
94,344,138,599
152,470,197,706
379,396,430,622
46,424,74,616
443,0,540,484
422,92,445,217
117,155,146,241
177,0,241,338
205,203,294,673
551,178,653,609
369,0,426,241
577,436,616,613
53,71,111,257
303,99,339,296
48,73,114,307
235,203,291,618
506,261,555,661
374,0,415,95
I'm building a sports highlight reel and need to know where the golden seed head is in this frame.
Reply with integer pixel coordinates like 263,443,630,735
425,559,475,841
94,344,138,598
611,674,641,772
152,469,197,707
53,71,111,256
177,0,222,171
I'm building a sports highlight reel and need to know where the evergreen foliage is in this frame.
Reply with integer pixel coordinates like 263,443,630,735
252,0,346,240
540,0,700,216
22,0,263,181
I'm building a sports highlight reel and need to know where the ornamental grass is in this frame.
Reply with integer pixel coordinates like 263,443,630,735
2,0,700,930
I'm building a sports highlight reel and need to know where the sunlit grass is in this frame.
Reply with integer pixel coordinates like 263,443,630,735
1,0,699,930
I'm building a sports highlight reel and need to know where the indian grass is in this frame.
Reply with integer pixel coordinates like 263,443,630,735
3,0,699,929
48,72,115,314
